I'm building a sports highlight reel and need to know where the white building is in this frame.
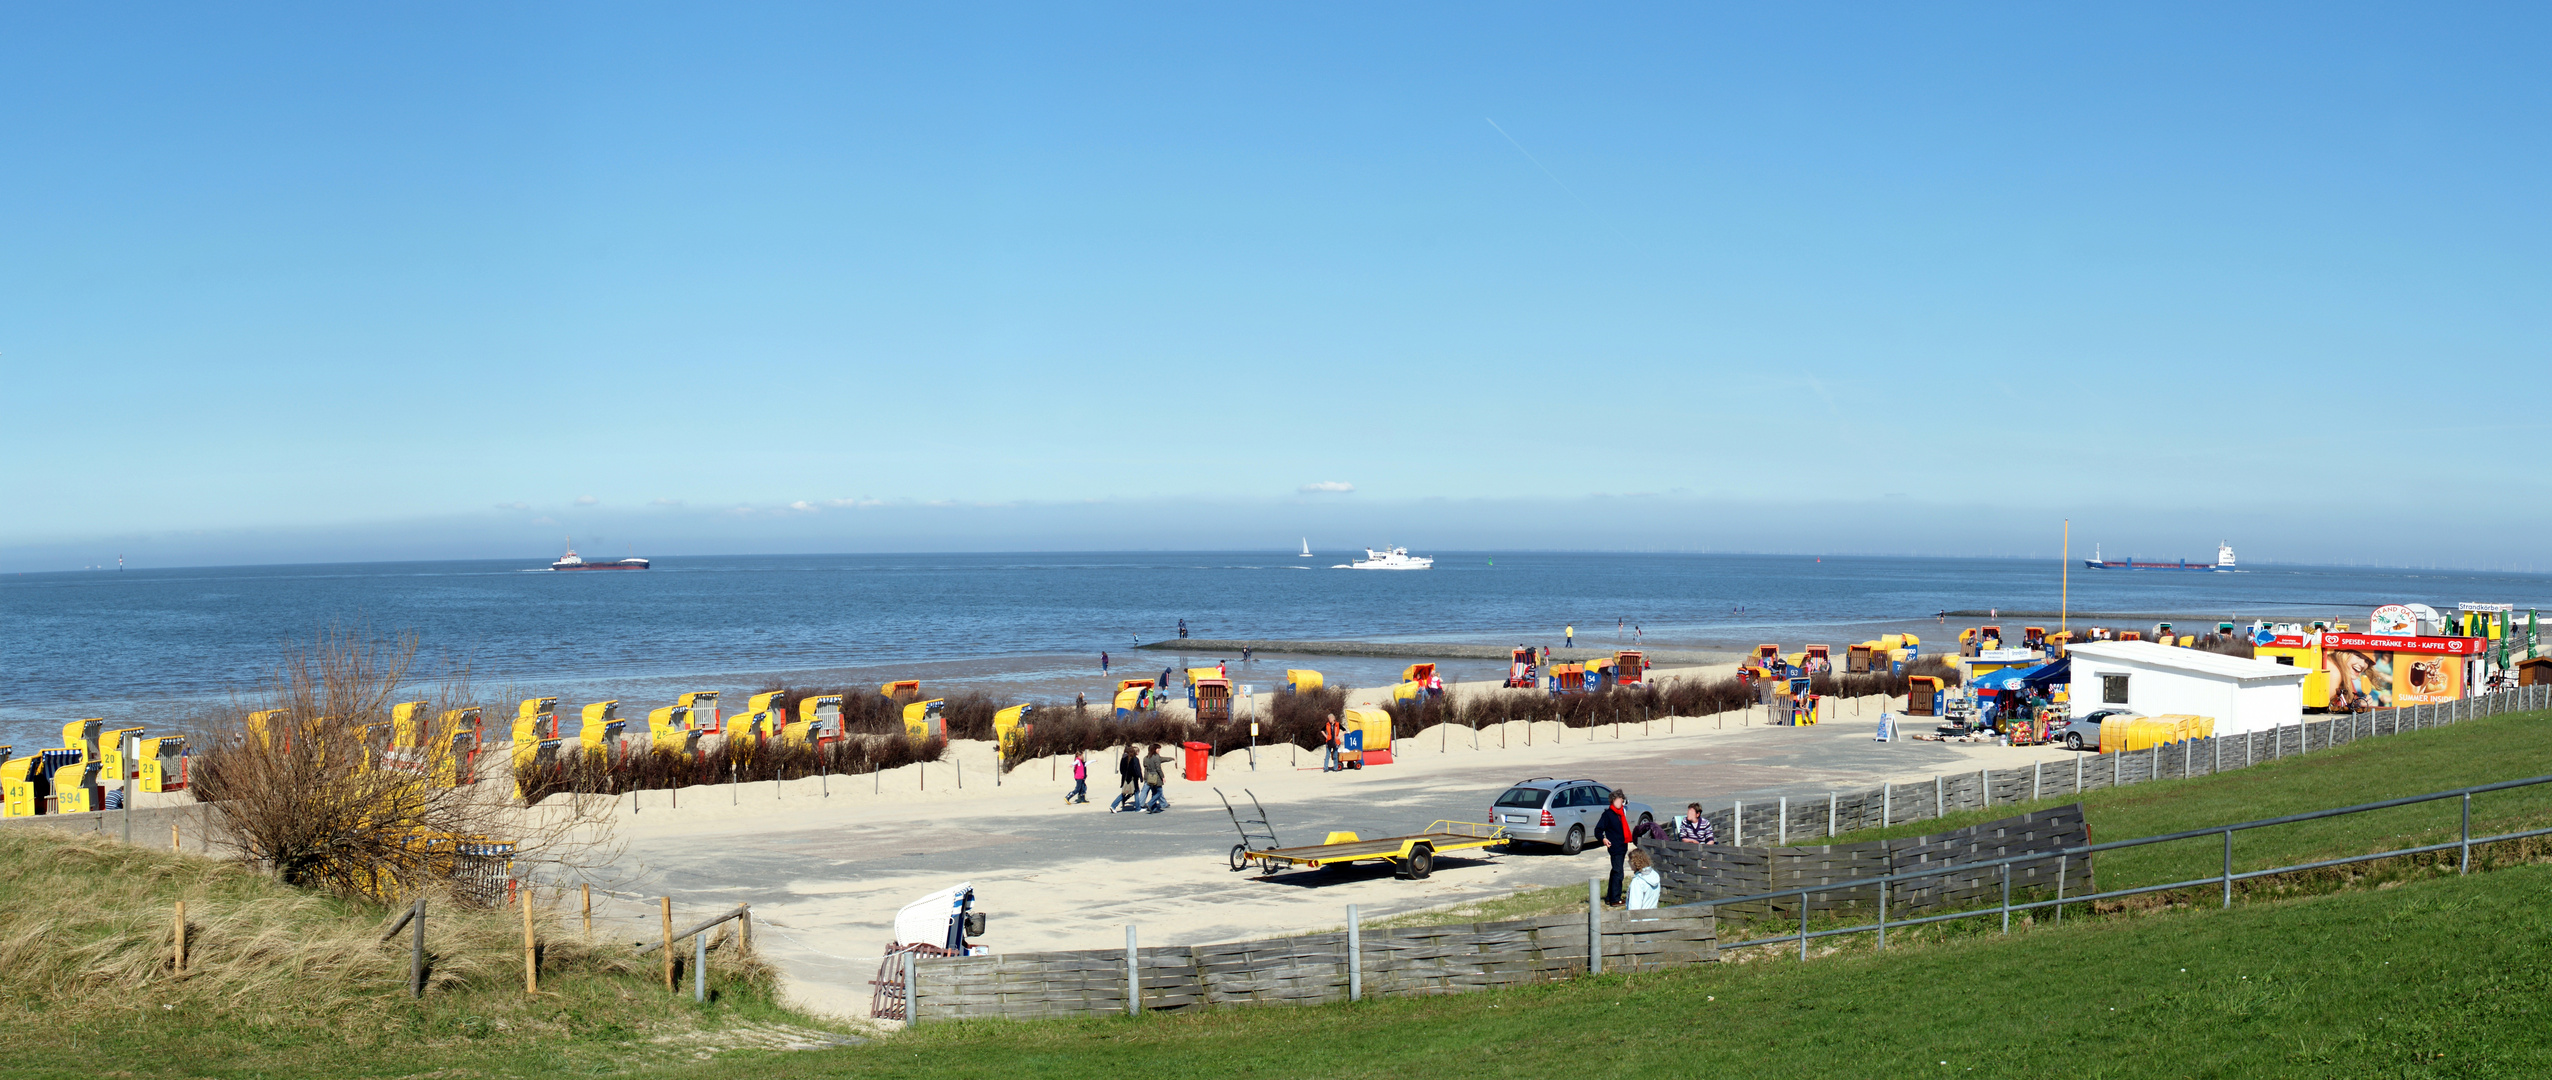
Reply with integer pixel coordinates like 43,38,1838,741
2063,640,2307,735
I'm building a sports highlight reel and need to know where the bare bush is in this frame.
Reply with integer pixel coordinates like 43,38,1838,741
192,626,615,901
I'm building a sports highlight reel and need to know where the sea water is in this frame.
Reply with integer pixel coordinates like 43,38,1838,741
6,552,2548,746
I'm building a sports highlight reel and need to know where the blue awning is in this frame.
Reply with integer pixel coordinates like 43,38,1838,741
1975,658,2067,693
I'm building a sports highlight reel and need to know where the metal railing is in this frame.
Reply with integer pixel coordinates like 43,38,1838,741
1692,771,2552,959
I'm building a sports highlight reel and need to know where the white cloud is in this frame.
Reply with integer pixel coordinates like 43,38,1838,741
824,497,883,509
1299,481,1355,494
651,497,683,507
575,495,600,506
788,500,817,512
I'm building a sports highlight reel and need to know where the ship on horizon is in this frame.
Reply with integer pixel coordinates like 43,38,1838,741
2082,542,2234,572
549,540,649,571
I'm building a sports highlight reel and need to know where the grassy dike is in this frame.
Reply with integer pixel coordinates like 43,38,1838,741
0,827,858,1078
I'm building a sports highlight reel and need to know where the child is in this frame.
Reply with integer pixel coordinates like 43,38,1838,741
1627,848,1661,910
1067,752,1089,804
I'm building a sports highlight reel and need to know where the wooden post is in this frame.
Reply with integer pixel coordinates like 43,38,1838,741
171,823,181,853
522,887,539,994
173,901,186,976
662,897,676,992
739,907,752,956
581,883,592,939
409,896,425,998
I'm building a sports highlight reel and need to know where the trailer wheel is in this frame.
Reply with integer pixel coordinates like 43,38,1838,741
1406,843,1434,879
1230,844,1252,872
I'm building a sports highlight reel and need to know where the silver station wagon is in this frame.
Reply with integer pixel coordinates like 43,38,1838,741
1490,777,1656,855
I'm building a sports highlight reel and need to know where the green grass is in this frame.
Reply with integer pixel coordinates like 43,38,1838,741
784,864,2552,1079
0,827,859,1078
1803,708,2552,899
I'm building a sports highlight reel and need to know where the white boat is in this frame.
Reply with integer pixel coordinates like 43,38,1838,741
1335,546,1433,570
1299,538,1313,558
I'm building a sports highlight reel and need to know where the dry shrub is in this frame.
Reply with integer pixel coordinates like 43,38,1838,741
191,626,614,900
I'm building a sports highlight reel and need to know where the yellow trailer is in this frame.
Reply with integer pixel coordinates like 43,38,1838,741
1231,820,1505,880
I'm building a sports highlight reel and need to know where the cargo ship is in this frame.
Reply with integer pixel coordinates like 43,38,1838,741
549,542,649,571
2082,543,2234,572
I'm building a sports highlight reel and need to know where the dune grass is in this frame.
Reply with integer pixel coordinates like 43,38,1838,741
0,828,853,1078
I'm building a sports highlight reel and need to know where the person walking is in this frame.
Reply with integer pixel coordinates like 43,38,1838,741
1676,803,1717,844
1321,713,1343,772
1140,743,1171,813
1067,752,1090,804
1565,625,1575,649
1109,745,1142,812
1597,790,1635,907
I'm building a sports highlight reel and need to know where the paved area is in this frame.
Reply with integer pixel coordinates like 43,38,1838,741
564,698,2076,1020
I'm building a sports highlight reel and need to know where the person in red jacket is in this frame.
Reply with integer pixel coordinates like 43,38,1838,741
1597,790,1635,907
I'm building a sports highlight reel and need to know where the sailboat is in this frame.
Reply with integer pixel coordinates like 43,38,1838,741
1299,538,1313,558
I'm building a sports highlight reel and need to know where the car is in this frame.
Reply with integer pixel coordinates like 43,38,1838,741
1487,777,1656,854
2049,708,2138,751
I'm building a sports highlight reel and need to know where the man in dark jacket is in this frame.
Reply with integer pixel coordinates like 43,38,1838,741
1597,790,1635,907
1109,745,1142,813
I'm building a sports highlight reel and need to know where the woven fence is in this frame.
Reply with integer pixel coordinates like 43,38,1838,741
907,907,1715,1022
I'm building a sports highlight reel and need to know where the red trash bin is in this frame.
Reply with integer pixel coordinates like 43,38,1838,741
1181,741,1212,782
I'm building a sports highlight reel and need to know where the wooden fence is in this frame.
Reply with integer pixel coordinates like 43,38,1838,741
1639,805,2090,917
907,907,1716,1022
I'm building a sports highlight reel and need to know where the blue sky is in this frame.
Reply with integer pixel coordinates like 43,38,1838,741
6,4,2549,571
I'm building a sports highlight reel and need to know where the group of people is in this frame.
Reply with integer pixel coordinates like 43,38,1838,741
1593,795,1722,909
1064,745,1172,814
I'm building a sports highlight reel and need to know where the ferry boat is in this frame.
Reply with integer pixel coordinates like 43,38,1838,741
1336,546,1433,570
2082,543,2234,572
549,542,650,571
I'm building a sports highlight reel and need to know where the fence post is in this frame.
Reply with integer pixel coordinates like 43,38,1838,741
1799,888,1810,961
1125,924,1140,1017
2221,830,2233,909
2076,753,2084,793
695,929,707,1003
661,898,675,992
1734,800,1744,846
904,950,919,1022
522,888,539,995
2000,862,2011,934
1827,792,1837,838
409,896,424,997
1586,878,1602,975
582,884,592,939
1934,775,1944,819
1881,784,1890,828
1977,769,1989,808
2461,793,2472,875
1778,797,1787,846
1876,878,1888,951
2032,760,2042,802
174,900,188,978
1347,904,1362,1001
2055,855,2066,926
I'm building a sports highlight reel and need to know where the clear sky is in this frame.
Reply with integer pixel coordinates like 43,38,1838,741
6,4,2549,571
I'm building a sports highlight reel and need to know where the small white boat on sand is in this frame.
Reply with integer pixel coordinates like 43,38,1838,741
1336,546,1433,570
